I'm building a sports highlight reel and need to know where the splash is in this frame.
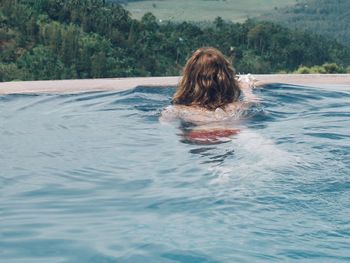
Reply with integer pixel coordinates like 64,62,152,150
209,130,303,184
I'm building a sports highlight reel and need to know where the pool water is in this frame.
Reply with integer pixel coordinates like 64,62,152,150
1,84,350,262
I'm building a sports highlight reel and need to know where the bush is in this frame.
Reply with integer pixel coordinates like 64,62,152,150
296,66,312,74
295,63,345,74
322,63,343,73
0,63,24,81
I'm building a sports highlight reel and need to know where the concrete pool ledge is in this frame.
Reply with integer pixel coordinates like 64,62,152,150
1,74,350,95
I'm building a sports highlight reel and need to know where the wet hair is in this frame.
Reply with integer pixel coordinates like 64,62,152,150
172,47,241,110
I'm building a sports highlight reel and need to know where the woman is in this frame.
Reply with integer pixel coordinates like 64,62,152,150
160,47,259,143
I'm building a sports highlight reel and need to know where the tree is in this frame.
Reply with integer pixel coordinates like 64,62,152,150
17,45,65,80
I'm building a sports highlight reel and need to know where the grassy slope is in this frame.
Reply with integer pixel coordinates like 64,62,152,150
123,0,297,22
260,0,350,45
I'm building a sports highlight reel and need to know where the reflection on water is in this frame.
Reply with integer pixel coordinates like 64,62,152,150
189,146,235,165
1,85,350,262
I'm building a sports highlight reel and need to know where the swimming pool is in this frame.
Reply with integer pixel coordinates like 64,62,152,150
1,84,349,262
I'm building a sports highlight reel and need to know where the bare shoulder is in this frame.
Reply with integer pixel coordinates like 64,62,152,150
160,104,199,122
159,105,180,123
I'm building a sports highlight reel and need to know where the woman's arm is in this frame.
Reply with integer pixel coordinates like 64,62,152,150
237,74,260,103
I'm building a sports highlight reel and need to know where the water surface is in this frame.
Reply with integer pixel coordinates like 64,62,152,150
1,84,350,262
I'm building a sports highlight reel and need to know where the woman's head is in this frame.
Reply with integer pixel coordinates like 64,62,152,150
173,47,241,110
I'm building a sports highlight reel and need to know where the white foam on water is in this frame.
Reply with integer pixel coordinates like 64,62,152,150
209,130,303,185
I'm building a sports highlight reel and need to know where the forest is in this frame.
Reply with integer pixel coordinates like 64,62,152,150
1,0,350,82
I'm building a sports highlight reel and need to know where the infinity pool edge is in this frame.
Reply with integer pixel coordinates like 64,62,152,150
1,74,350,94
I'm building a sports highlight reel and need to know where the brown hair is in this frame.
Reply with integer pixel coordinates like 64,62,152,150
172,47,241,110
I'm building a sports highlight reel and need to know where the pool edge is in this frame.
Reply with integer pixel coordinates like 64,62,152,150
1,74,350,94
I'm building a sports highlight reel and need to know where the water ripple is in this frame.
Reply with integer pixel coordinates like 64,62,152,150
1,84,349,262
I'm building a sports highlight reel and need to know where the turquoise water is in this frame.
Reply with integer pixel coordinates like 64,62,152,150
1,84,350,262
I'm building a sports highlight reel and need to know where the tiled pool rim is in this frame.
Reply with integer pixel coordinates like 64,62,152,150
1,74,350,94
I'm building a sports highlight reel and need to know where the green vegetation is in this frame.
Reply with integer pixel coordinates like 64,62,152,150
120,0,297,22
261,0,350,45
1,0,349,82
295,63,348,74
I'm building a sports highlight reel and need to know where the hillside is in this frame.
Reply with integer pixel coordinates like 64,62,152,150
261,0,350,45
117,0,297,22
1,0,350,82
